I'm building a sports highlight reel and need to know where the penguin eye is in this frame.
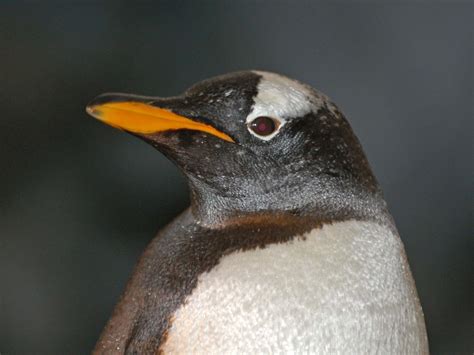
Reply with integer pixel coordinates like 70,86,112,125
248,116,281,139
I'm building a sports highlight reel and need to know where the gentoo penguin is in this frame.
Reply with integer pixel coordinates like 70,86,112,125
86,71,429,354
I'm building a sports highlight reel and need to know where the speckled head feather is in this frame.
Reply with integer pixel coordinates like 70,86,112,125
90,71,386,226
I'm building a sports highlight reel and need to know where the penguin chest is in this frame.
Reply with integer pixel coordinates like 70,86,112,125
161,220,428,354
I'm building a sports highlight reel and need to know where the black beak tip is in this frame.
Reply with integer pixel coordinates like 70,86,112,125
86,92,155,117
87,92,121,107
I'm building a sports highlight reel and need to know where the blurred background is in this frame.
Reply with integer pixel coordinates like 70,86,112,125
1,1,472,354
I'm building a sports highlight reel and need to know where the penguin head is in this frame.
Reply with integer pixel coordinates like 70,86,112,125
87,71,381,223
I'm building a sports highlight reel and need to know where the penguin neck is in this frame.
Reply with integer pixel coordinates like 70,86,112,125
187,173,391,228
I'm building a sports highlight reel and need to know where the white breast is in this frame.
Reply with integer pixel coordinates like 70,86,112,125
162,220,428,354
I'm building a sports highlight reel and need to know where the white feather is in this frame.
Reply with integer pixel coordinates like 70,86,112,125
246,71,336,141
161,220,428,354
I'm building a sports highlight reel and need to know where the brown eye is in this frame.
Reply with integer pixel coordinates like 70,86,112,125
249,116,278,136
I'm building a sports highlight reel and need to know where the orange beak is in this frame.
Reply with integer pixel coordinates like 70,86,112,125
86,96,234,143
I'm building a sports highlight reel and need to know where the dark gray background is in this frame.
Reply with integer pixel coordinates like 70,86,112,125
1,1,472,354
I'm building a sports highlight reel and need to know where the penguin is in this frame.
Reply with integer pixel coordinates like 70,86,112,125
86,71,429,354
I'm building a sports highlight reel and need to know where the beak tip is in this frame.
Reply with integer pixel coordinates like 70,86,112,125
85,103,102,120
86,92,141,120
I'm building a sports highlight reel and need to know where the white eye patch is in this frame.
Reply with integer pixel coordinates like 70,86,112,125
246,71,315,141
